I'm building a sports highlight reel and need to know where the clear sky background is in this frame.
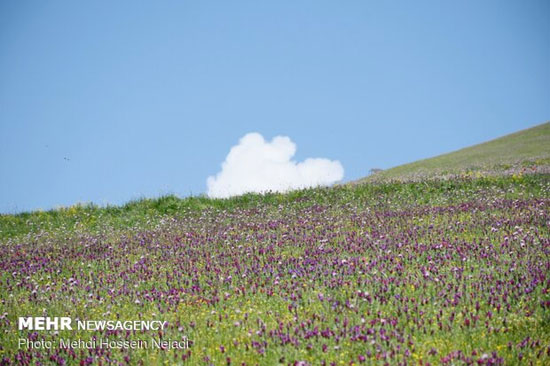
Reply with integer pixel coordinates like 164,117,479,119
1,0,549,213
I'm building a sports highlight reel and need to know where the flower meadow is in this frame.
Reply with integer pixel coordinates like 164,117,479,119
1,175,550,365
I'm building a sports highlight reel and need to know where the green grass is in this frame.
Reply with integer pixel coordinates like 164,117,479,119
357,121,550,183
1,174,548,241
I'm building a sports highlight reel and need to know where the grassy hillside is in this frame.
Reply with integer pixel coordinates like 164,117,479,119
360,121,550,183
1,124,550,365
0,176,540,241
1,174,550,365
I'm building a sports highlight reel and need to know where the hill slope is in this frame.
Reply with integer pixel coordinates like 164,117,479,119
1,175,550,365
360,121,550,183
1,127,550,364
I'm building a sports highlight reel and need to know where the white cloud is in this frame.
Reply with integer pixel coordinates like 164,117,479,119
206,133,344,198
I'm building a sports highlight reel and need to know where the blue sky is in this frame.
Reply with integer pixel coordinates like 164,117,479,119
1,0,549,213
